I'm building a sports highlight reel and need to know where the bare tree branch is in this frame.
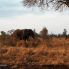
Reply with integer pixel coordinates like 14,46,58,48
23,0,69,10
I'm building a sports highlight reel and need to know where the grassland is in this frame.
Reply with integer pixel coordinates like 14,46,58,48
0,37,69,69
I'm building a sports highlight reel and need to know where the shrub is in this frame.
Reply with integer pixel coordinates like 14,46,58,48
39,27,48,39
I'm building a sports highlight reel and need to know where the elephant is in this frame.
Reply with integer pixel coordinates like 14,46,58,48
11,29,35,41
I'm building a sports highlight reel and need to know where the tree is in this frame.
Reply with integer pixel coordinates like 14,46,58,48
1,31,6,36
7,29,15,35
33,29,39,37
62,28,67,37
40,27,48,39
23,0,69,10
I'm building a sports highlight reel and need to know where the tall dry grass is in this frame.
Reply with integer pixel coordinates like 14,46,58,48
0,37,69,69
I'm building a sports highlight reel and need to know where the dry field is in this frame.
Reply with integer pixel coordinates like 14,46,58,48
0,37,69,69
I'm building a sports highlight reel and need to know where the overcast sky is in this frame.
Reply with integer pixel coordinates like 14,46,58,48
0,0,69,34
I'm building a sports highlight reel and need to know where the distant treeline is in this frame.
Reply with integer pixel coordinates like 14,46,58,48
0,27,69,38
0,27,69,46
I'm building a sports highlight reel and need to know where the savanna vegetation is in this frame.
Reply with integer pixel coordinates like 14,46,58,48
0,27,69,69
0,0,69,69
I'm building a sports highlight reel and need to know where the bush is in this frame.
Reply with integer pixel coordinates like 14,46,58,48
39,27,48,39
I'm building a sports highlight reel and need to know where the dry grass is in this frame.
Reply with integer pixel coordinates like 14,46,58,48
0,37,69,69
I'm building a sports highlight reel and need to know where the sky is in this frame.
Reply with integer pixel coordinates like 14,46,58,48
0,0,69,34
